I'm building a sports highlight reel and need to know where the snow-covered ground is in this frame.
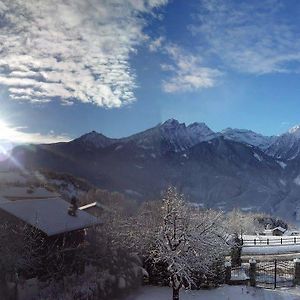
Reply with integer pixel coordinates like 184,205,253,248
125,285,300,300
242,244,300,255
241,235,300,256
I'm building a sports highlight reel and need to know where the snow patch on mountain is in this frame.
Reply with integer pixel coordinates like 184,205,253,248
288,124,300,136
294,175,300,186
159,119,216,152
221,128,275,150
267,124,300,160
279,179,286,186
114,145,123,151
277,160,287,169
253,152,263,162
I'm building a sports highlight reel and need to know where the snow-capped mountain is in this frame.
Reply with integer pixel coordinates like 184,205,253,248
61,120,300,160
8,119,300,222
71,119,217,153
221,128,276,150
143,119,216,152
266,125,300,160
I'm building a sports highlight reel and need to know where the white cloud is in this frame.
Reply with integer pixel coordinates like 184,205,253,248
190,0,300,75
0,120,70,145
161,44,222,93
149,36,165,52
0,0,168,107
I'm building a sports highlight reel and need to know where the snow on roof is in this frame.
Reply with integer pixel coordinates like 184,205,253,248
0,197,102,236
0,186,59,200
273,226,286,232
0,196,10,204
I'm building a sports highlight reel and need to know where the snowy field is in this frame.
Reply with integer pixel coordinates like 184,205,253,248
242,244,300,255
125,285,300,300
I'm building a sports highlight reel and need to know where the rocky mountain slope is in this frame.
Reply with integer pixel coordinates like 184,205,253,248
266,125,300,160
6,119,300,221
221,128,276,150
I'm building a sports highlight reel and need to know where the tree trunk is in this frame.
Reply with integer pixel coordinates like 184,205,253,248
172,287,180,300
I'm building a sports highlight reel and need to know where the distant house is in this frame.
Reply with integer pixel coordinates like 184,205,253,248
263,226,286,236
284,230,300,236
272,226,286,236
0,196,102,278
262,229,273,236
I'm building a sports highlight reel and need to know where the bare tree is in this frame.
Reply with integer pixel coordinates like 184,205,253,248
226,209,264,236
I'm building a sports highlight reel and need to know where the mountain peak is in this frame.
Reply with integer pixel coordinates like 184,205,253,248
161,118,182,127
85,130,100,136
80,130,106,139
188,122,208,128
288,124,300,136
75,131,113,148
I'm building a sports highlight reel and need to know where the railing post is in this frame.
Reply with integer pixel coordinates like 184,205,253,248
294,258,300,285
225,261,231,284
249,258,256,287
274,259,277,289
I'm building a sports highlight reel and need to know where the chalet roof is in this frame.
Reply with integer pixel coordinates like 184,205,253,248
0,186,59,200
0,197,102,236
273,226,286,233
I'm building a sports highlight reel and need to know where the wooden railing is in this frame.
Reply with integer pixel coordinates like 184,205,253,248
241,236,300,247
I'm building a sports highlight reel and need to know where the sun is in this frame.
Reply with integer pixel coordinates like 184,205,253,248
0,119,15,140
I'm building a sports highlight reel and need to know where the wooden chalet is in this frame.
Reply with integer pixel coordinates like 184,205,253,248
0,195,102,278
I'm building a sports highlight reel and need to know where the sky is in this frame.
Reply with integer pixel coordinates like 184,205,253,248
1,0,300,148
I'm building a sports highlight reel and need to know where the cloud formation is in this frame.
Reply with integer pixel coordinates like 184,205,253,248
0,120,70,145
161,44,222,93
190,0,300,75
0,0,168,107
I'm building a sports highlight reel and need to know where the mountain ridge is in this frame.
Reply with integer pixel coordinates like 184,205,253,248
69,119,300,160
6,118,300,222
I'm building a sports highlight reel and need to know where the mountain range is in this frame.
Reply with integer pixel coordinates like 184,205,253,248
6,119,300,222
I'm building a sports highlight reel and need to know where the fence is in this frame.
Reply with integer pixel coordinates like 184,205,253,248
241,236,300,247
225,258,300,289
255,260,294,289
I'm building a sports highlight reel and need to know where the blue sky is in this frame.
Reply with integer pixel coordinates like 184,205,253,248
1,0,300,146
